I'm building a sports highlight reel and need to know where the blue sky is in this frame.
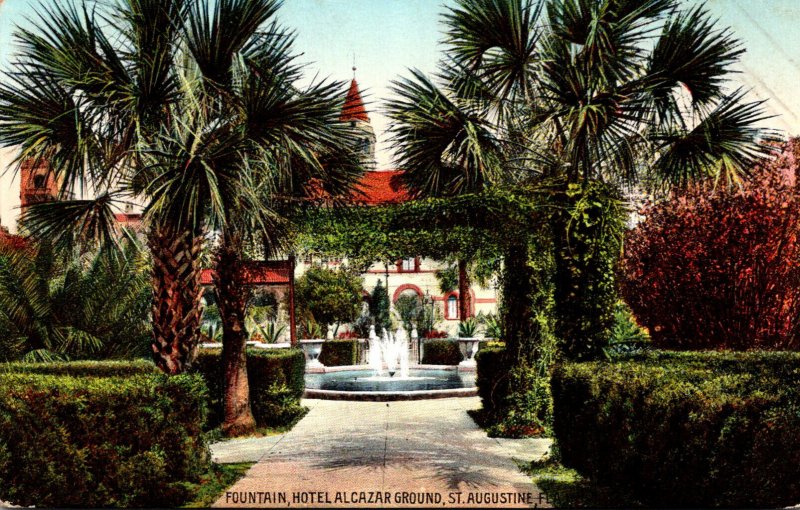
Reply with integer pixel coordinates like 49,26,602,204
2,0,800,228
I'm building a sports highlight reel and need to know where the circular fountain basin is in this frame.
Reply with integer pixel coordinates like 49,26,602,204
304,366,477,401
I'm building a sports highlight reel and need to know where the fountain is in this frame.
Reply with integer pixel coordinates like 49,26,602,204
305,324,476,400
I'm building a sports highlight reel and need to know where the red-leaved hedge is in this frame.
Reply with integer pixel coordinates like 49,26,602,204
620,139,800,350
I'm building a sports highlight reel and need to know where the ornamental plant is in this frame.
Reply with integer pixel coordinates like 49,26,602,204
295,265,364,336
620,139,800,350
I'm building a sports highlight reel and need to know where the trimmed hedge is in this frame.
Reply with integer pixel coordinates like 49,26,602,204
193,348,305,428
475,346,508,415
319,340,358,366
0,370,209,507
421,340,463,365
552,351,800,507
1,359,158,377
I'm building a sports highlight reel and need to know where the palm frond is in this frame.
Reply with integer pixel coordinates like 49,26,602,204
386,69,503,197
443,0,543,104
21,194,125,254
651,90,780,186
111,0,187,128
647,4,744,119
0,69,99,190
185,0,281,86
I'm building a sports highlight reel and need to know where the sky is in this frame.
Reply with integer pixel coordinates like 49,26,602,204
2,0,800,231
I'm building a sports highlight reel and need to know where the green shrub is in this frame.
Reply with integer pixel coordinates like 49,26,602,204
475,346,508,415
475,346,552,437
193,348,306,429
319,340,358,366
421,340,463,365
551,351,800,507
0,370,209,507
1,359,158,377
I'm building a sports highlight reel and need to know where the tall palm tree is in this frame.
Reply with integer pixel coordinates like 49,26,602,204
200,27,363,434
0,0,319,374
386,0,778,361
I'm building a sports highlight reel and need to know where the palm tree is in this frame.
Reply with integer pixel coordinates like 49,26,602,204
0,236,150,362
208,69,363,434
386,69,504,322
386,0,777,361
0,0,321,374
165,11,363,433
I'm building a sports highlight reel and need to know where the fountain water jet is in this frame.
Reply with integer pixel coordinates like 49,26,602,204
367,325,410,378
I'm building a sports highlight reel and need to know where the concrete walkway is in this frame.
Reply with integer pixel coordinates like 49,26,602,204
212,397,552,508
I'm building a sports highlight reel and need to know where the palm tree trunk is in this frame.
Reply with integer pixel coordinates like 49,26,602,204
149,227,204,374
214,234,256,437
458,259,472,320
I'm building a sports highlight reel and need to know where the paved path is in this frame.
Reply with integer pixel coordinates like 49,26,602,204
213,397,551,508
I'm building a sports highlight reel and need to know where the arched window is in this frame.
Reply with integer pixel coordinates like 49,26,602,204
447,295,458,320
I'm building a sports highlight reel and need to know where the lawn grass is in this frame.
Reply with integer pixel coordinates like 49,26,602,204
181,462,254,508
523,457,643,508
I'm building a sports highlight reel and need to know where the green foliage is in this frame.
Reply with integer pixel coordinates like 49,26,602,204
457,317,479,338
369,279,391,332
416,294,443,338
552,182,626,361
0,240,151,362
474,346,507,416
394,293,422,332
250,322,287,344
524,456,636,509
297,188,541,267
249,291,279,319
318,340,359,366
202,303,221,327
604,302,650,360
551,351,800,507
300,319,323,340
482,313,503,340
0,367,209,507
295,265,364,334
193,348,306,429
182,463,255,508
245,291,283,342
1,360,157,377
474,346,553,438
201,304,224,342
350,312,373,338
435,264,458,293
421,340,463,365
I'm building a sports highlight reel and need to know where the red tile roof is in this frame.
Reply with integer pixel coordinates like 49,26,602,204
340,79,369,123
351,170,410,205
200,260,291,286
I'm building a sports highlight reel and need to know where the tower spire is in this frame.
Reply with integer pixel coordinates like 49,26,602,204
340,67,376,170
340,77,369,123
